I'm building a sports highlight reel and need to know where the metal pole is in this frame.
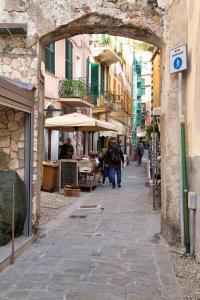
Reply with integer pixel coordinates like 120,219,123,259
181,119,190,252
10,176,15,264
152,115,156,209
178,72,185,248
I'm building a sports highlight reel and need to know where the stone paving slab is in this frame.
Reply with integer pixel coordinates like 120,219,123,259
0,162,182,300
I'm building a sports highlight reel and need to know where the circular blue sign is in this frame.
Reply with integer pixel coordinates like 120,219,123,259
174,57,182,70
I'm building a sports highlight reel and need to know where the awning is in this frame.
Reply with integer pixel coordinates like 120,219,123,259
45,112,117,132
137,131,146,138
60,97,94,108
0,23,27,35
0,76,34,113
99,119,126,137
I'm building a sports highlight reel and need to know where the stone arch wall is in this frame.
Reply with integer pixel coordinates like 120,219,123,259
40,13,164,47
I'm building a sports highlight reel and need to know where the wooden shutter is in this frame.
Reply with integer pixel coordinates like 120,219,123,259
65,40,73,79
45,43,55,75
90,63,99,104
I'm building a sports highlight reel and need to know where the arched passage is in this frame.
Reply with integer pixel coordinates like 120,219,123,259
37,12,164,227
0,0,190,251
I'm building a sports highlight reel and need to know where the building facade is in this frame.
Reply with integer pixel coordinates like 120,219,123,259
44,35,93,160
132,50,152,145
91,34,133,156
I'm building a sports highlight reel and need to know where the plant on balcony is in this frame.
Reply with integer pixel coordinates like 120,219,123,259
60,80,86,98
101,37,111,46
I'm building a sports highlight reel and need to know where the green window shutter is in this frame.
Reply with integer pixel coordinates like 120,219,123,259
86,57,90,87
141,87,145,96
45,42,55,74
65,40,73,79
141,78,145,87
100,65,105,95
91,63,99,104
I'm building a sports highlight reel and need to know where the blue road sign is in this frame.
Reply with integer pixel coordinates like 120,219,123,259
170,45,187,73
174,57,183,70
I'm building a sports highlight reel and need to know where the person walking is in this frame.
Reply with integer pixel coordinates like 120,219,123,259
107,139,124,188
59,137,74,159
99,148,111,185
136,141,144,166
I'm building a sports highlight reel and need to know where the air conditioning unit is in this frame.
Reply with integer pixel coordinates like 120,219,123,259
59,160,78,193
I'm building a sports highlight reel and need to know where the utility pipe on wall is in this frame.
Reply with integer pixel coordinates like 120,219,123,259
178,72,190,252
188,192,197,256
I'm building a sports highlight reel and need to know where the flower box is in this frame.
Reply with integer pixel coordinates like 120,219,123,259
64,185,80,197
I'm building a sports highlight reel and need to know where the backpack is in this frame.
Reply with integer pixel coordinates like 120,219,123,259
111,149,121,163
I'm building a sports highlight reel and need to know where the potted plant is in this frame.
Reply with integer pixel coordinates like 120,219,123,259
64,184,80,197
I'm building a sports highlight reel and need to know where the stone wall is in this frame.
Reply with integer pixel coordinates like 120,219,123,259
0,105,25,180
0,31,40,227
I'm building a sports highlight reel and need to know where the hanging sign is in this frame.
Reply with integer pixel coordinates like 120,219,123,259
169,45,187,73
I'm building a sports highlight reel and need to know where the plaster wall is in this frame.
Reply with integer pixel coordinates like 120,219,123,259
185,0,200,260
160,0,188,244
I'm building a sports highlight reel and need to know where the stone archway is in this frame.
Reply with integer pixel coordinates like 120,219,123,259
40,13,164,48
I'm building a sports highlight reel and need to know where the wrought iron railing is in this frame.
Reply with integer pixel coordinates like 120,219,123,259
59,78,124,111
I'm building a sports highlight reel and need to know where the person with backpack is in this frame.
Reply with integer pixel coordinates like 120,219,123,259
99,148,111,185
106,139,124,188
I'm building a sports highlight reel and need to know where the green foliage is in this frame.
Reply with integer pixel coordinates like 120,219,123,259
145,124,153,144
94,37,111,47
61,80,86,98
101,37,111,46
134,41,155,52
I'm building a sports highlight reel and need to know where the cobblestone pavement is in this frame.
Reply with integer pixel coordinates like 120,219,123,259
0,163,182,300
40,191,75,226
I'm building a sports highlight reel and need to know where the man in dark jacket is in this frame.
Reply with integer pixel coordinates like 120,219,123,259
59,137,74,159
106,140,124,188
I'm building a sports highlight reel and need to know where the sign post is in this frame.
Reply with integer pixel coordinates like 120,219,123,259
170,45,189,252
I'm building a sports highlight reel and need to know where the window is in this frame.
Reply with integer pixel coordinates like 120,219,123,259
45,43,55,74
65,39,73,79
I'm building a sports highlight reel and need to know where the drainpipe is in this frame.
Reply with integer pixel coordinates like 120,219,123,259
178,72,190,252
10,175,15,264
188,192,197,256
152,114,156,210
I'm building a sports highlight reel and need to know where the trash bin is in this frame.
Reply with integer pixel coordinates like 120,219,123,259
42,161,59,192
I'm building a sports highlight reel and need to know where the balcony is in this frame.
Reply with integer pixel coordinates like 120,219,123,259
59,79,94,108
93,39,121,66
92,91,114,114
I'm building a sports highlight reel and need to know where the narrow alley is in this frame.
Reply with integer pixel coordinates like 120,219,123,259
0,163,181,300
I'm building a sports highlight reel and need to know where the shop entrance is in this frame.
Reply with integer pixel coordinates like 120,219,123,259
0,76,34,245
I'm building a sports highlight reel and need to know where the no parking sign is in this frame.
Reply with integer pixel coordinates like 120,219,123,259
169,45,187,73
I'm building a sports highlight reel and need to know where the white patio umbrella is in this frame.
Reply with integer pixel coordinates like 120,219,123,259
45,112,117,157
45,112,116,132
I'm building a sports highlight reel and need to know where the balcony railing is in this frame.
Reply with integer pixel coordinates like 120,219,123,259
59,79,125,112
